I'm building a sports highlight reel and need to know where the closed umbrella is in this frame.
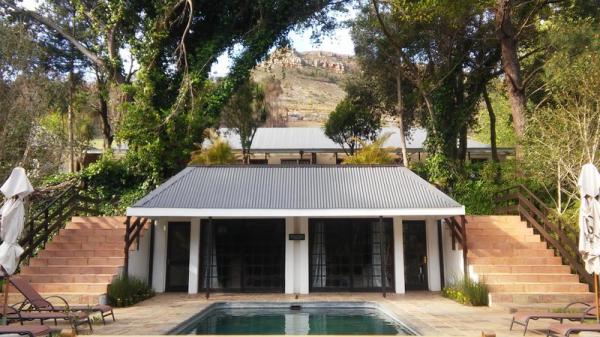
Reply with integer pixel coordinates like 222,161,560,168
578,163,600,322
0,167,34,324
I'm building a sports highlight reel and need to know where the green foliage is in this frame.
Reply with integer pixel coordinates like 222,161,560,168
442,276,489,306
189,130,238,165
343,134,395,165
324,98,381,155
107,276,154,308
472,81,517,148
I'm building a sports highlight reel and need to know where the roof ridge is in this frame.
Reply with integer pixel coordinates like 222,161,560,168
186,164,409,168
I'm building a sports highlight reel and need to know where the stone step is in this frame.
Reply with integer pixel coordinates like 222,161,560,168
30,282,109,293
21,265,120,275
487,282,589,293
480,273,579,284
468,240,547,250
38,249,124,258
472,264,571,274
44,241,123,250
469,248,554,258
20,274,117,284
490,292,596,305
469,256,562,265
468,234,542,243
29,257,124,267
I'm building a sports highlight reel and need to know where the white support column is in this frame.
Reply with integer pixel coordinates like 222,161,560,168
285,217,295,294
152,219,168,293
285,217,310,294
296,217,309,294
426,218,441,291
393,217,405,294
188,218,201,294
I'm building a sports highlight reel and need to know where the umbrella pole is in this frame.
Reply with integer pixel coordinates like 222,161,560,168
594,273,600,323
1,269,8,326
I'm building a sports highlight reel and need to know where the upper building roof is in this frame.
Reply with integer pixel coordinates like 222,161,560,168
211,127,503,153
127,165,464,218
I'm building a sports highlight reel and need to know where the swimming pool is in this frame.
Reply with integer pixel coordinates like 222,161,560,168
169,302,417,335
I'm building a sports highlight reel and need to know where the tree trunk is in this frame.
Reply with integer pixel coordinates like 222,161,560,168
395,73,409,166
98,90,113,150
67,70,75,172
495,0,526,159
482,86,499,162
458,127,468,163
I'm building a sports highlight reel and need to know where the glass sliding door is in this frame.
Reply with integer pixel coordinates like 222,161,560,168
309,218,394,292
200,219,285,292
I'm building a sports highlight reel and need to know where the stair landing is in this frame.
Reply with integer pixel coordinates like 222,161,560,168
466,215,594,308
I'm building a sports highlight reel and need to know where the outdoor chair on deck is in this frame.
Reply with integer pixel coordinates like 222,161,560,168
510,302,596,335
10,276,115,324
0,324,52,337
1,305,92,334
547,322,600,337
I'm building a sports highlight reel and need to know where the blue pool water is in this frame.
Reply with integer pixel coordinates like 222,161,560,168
169,302,416,335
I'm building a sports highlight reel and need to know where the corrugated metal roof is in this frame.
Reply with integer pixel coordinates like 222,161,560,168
211,127,492,152
131,166,462,212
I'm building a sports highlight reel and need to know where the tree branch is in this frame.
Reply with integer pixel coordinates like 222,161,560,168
1,1,106,69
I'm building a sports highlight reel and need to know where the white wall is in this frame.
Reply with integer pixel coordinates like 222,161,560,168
426,218,441,291
285,217,309,294
152,219,168,293
393,217,405,293
441,219,465,285
127,221,152,283
188,219,201,294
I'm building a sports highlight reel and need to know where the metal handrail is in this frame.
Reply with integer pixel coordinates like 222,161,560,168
494,185,593,287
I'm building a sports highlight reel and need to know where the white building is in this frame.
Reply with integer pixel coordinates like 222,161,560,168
126,165,466,294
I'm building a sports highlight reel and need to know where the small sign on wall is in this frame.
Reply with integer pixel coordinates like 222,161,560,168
288,234,305,241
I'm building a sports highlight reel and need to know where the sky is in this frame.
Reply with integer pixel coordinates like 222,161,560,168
20,0,356,77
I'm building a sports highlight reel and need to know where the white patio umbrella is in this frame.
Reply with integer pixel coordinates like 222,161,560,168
0,167,34,324
578,163,600,322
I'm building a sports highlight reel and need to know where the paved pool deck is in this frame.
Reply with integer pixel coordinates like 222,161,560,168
82,292,553,336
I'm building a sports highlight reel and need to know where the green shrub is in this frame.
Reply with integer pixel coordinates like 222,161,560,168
107,276,154,307
442,276,489,306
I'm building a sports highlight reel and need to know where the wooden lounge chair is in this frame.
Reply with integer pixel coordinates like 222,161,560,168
547,322,600,337
510,302,596,335
10,276,115,323
2,305,92,334
0,325,52,337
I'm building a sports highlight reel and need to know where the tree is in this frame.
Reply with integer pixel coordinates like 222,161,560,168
221,81,268,164
343,134,395,165
324,98,381,155
189,129,237,165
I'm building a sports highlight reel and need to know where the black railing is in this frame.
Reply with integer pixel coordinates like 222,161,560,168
444,215,469,279
494,185,593,287
17,183,101,268
123,216,150,278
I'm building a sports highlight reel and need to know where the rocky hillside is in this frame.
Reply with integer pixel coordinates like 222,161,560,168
252,49,357,126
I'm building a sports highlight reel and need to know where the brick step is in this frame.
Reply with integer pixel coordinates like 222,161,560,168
466,223,528,230
472,264,571,274
44,242,123,250
51,234,126,243
29,257,124,267
21,265,120,275
480,273,580,284
467,227,535,236
59,228,125,235
468,256,562,265
38,249,124,258
487,282,589,293
20,274,117,284
66,217,127,230
467,234,541,243
468,240,547,250
469,248,554,258
30,282,109,293
466,215,522,222
490,292,595,305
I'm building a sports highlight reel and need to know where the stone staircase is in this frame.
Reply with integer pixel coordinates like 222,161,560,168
466,215,595,307
13,216,130,305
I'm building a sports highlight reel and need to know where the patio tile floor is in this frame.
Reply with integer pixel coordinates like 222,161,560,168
37,292,559,336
